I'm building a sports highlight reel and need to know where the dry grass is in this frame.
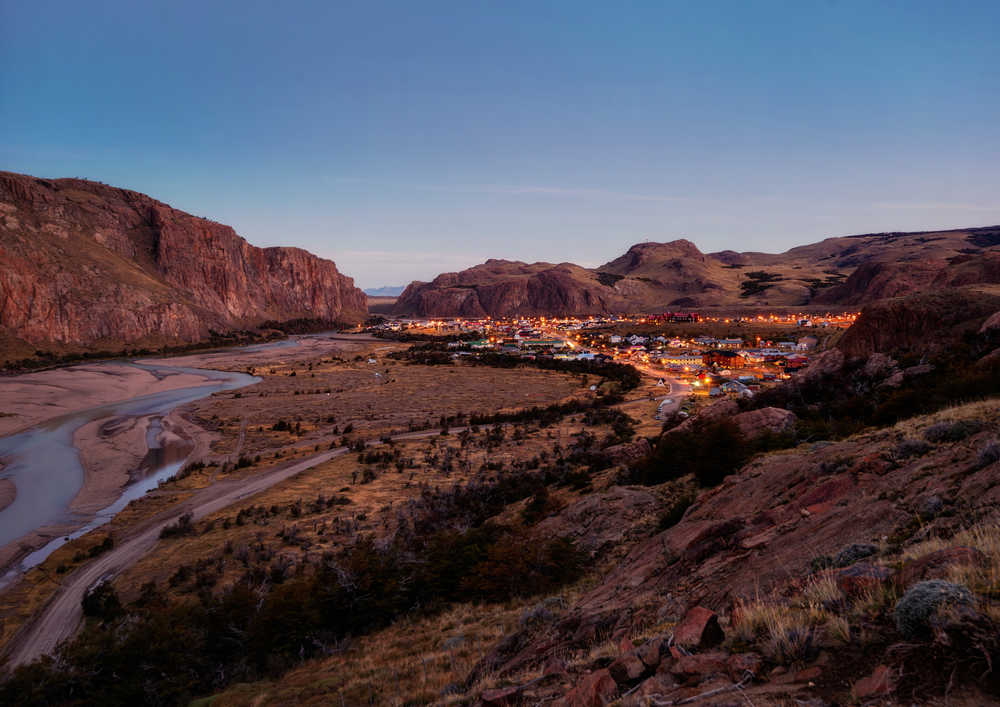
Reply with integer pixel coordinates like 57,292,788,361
902,522,1000,622
201,589,582,707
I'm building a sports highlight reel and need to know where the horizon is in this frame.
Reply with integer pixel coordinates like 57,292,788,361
3,1,999,288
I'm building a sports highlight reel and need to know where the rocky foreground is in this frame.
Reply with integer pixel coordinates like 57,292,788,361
0,171,367,352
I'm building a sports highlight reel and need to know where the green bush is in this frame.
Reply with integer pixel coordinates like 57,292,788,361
894,580,975,640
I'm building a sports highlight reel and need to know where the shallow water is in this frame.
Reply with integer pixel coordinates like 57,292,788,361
0,361,259,574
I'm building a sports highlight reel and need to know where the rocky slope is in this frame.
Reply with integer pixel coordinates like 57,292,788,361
0,171,366,351
394,227,1000,317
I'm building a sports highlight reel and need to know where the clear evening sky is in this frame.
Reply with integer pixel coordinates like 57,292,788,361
2,1,998,289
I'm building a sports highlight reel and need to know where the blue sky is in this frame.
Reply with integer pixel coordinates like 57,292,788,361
2,1,998,288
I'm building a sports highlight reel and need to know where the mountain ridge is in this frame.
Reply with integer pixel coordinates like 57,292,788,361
0,171,367,352
394,227,1000,317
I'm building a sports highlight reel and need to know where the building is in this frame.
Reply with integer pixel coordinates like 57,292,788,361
702,349,747,368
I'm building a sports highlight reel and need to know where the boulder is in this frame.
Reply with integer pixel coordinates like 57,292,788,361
622,674,678,705
726,652,763,682
669,652,730,683
896,546,988,590
608,650,647,686
635,637,664,669
559,669,617,707
853,664,895,699
836,563,894,598
672,606,725,650
601,437,652,466
731,407,797,439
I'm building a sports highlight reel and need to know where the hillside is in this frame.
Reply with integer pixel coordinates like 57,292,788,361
0,171,367,353
4,290,999,705
393,227,1000,317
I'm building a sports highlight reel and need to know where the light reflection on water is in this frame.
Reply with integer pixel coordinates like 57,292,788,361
0,361,259,579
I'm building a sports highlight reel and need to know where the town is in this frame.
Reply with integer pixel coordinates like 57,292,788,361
368,310,858,416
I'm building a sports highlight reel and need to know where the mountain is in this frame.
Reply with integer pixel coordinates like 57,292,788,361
364,285,405,297
393,227,1000,317
394,259,631,318
0,172,367,351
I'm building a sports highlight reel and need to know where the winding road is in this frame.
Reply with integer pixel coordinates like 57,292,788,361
3,427,455,669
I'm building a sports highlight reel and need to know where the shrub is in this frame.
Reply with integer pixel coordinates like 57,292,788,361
633,418,754,487
893,438,932,460
657,491,696,531
924,420,983,443
974,440,1000,470
159,512,196,539
894,580,975,640
81,581,121,620
834,543,878,568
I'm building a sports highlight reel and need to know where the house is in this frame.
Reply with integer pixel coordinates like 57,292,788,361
797,336,818,351
659,354,704,367
609,335,623,344
702,349,747,368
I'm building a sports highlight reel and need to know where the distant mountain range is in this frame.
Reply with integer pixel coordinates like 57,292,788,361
394,228,1000,317
0,171,367,353
3,170,999,351
364,286,405,297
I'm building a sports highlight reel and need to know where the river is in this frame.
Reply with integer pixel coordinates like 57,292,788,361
0,361,260,578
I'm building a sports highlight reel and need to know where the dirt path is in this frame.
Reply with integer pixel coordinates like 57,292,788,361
3,427,455,669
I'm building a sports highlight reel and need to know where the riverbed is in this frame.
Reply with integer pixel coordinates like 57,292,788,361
0,361,259,576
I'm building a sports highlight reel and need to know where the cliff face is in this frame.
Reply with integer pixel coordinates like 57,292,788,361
0,172,366,349
395,260,629,318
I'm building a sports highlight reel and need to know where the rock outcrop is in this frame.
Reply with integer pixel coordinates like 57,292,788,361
0,171,367,350
836,289,1000,359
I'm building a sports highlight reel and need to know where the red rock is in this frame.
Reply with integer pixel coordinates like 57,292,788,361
608,650,647,685
669,652,729,683
896,546,988,590
836,563,894,598
560,669,618,707
481,684,522,705
624,674,679,705
673,606,725,650
731,407,798,439
0,171,366,348
543,657,569,677
635,637,664,669
853,664,895,699
798,476,854,509
726,652,762,682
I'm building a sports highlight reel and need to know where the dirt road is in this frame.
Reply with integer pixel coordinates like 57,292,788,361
4,426,453,669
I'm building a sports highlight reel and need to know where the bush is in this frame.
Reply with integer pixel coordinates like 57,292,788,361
834,543,878,568
924,420,983,443
974,440,1000,470
159,512,196,539
893,438,932,460
894,580,975,640
81,581,121,620
632,418,755,487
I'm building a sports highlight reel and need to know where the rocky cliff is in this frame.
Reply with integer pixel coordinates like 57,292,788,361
394,260,631,318
0,171,367,350
394,227,1000,317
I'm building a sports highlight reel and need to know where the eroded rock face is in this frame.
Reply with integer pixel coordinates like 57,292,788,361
0,171,367,348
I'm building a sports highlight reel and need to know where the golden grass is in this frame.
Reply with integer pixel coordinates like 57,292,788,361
202,588,583,707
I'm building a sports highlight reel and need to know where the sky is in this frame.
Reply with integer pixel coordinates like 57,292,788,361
2,1,999,289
